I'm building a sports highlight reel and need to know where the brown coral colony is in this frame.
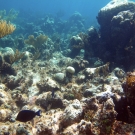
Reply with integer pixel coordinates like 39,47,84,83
0,20,15,38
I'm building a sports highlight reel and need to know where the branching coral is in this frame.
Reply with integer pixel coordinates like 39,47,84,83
0,20,16,38
24,34,48,49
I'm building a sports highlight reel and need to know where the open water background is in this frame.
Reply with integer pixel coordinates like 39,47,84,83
0,0,113,25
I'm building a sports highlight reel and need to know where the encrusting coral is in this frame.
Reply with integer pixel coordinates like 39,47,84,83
0,20,16,38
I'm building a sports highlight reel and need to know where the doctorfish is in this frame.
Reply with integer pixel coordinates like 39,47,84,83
16,110,41,122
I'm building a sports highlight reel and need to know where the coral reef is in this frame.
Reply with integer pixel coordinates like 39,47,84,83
0,2,135,135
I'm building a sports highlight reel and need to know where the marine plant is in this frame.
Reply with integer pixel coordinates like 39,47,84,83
72,88,83,100
5,9,19,22
0,20,16,38
24,34,48,50
9,49,25,65
0,9,19,22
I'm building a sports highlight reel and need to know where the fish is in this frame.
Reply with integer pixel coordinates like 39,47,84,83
52,89,55,98
51,87,59,98
16,110,41,122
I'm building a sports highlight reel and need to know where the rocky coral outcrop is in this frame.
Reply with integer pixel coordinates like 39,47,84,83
96,1,135,70
60,99,83,127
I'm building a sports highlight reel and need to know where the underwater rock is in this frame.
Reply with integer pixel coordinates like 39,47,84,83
83,85,99,98
76,74,86,83
37,77,58,92
96,84,114,102
68,11,85,34
72,57,89,73
1,47,14,63
94,59,103,67
97,1,135,70
62,49,71,56
3,75,22,90
112,67,125,78
16,124,33,135
14,93,28,108
84,67,96,79
69,12,83,22
54,72,65,82
60,99,83,127
66,66,75,74
69,35,83,58
42,49,52,60
22,51,32,61
63,119,92,135
77,120,92,134
0,85,14,110
0,109,12,121
0,61,16,75
36,92,64,110
97,1,135,26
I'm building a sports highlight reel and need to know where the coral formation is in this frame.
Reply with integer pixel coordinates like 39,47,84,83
0,20,16,38
24,34,48,49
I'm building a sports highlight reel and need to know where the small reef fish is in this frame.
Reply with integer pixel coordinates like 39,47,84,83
16,110,41,122
52,87,59,98
52,89,55,98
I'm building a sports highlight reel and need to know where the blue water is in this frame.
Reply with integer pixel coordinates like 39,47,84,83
0,0,110,26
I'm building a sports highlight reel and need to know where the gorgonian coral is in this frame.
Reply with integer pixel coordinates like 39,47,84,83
0,20,16,38
24,34,48,49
